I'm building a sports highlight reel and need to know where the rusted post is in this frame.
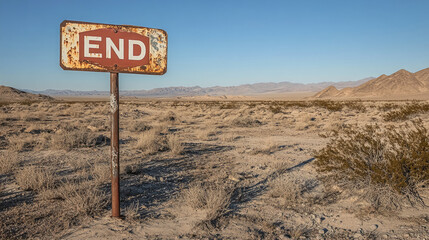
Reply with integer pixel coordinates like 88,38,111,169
110,72,120,218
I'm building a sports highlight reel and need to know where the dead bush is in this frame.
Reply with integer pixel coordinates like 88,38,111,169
315,119,429,211
0,151,19,174
15,166,55,191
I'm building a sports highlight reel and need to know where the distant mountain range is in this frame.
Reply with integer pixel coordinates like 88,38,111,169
314,67,429,98
23,78,373,97
0,85,54,102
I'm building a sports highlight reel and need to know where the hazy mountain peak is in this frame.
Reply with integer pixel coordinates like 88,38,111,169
313,67,429,99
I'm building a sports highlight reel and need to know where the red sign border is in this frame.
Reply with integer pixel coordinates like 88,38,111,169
60,20,168,75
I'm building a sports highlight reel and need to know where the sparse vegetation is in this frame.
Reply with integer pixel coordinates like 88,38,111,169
383,102,429,121
231,116,262,127
135,128,168,154
182,182,233,228
167,134,184,155
15,166,55,191
51,128,108,150
0,151,19,174
315,120,429,210
2,99,428,239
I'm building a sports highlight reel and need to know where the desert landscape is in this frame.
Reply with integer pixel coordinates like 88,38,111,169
1,67,429,239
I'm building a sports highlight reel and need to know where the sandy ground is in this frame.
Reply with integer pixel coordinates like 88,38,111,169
1,99,428,239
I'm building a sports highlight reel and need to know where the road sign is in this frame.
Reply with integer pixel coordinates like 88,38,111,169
60,20,167,218
60,20,167,74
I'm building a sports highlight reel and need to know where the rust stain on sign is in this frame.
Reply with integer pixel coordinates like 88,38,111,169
60,20,167,75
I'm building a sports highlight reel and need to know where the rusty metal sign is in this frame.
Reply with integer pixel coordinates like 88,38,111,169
60,20,167,74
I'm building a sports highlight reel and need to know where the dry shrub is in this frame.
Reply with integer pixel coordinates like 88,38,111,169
135,129,168,154
91,164,110,185
163,111,178,122
167,134,184,155
251,139,279,155
182,182,232,228
343,101,366,112
383,102,429,121
0,151,19,174
287,224,312,240
129,121,151,132
7,135,36,152
124,201,141,221
196,127,217,140
269,173,316,209
231,116,262,127
310,100,343,111
219,102,238,109
15,166,55,191
52,129,107,150
315,119,429,211
269,105,282,114
19,111,43,121
378,102,400,112
58,180,107,217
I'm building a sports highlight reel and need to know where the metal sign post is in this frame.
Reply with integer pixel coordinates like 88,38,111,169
110,72,120,217
60,20,167,218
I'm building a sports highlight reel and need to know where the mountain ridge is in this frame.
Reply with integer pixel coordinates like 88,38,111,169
313,67,429,98
22,78,373,97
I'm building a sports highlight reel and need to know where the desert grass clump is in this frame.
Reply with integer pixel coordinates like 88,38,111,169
51,129,101,150
0,151,19,174
182,182,232,228
269,173,317,209
124,201,141,221
167,134,184,155
129,121,151,132
91,164,110,185
231,116,262,127
15,166,55,191
315,119,429,211
56,180,107,217
135,129,168,154
7,135,36,152
383,102,429,121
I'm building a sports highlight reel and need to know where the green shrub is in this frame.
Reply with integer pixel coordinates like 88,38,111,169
314,120,429,210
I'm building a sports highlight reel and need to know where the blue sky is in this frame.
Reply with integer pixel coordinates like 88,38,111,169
1,0,429,91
